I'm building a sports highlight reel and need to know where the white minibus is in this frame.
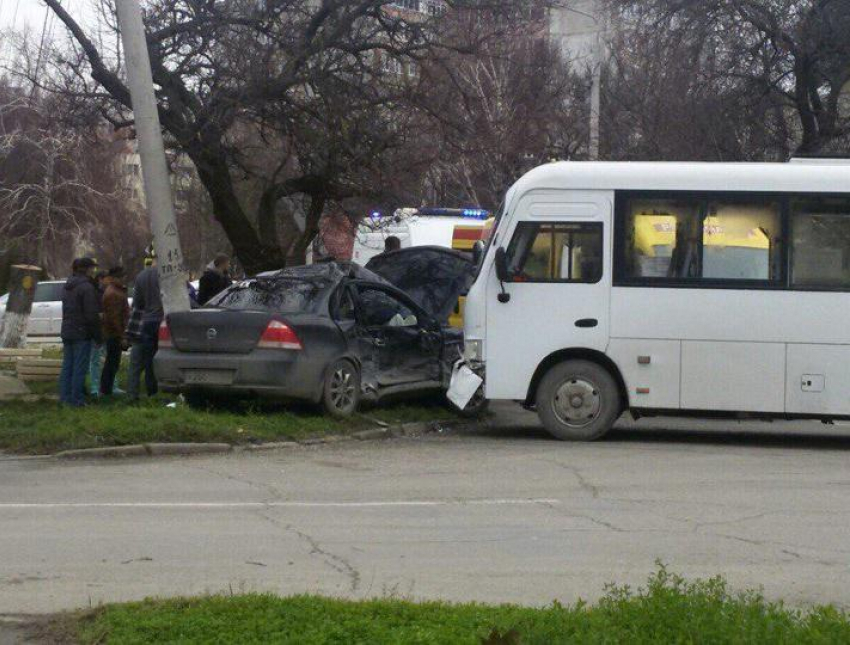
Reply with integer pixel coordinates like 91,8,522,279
460,161,850,440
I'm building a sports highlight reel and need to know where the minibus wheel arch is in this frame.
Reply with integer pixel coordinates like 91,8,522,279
526,349,629,412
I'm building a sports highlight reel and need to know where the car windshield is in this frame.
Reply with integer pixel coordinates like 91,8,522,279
208,278,325,313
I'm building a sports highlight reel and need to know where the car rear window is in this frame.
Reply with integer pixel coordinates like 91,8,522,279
209,279,323,313
34,283,64,303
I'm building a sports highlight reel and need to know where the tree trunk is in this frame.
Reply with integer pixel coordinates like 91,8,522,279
292,195,326,266
0,265,42,349
189,139,287,275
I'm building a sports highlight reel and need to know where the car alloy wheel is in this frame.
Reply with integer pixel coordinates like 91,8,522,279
323,359,361,418
330,366,356,411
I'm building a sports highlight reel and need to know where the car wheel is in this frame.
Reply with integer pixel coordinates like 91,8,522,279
323,359,361,418
536,360,621,442
184,391,213,410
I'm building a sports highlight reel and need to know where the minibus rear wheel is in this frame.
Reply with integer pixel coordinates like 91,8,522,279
536,360,620,441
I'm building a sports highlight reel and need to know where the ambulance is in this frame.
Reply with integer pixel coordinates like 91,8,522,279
351,208,490,265
351,208,491,328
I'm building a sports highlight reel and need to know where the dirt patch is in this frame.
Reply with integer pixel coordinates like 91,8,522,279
0,613,82,645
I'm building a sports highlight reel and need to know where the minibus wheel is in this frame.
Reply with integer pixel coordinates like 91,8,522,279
536,360,620,441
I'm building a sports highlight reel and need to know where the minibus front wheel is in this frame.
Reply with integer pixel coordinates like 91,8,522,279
536,360,621,442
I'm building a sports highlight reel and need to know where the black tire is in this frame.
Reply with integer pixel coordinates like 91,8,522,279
323,359,361,418
184,390,213,410
536,360,621,441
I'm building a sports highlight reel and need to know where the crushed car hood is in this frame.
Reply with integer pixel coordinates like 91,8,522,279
366,247,475,324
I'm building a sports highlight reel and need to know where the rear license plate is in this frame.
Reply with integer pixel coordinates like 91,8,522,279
183,370,234,386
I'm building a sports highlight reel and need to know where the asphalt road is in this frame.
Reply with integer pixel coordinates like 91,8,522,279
2,405,850,616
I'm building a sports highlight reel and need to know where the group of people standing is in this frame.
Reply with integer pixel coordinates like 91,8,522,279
58,252,233,408
59,258,128,407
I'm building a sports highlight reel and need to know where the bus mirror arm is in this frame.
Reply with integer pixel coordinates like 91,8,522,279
494,248,512,304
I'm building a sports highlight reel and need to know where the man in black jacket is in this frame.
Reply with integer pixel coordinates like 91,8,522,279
59,258,100,407
198,254,232,305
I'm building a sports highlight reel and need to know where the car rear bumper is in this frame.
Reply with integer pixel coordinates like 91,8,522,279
154,348,325,403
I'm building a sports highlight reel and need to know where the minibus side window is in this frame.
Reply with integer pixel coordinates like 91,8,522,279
505,223,603,284
622,198,702,279
791,198,850,290
703,201,782,282
620,195,783,284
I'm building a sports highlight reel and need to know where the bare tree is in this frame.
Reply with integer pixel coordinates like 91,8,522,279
0,91,124,276
421,2,589,209
33,0,531,273
605,0,850,158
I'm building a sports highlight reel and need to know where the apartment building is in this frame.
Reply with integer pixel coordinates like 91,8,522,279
119,141,196,212
548,0,605,67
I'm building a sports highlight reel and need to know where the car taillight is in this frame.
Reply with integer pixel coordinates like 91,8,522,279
158,320,173,348
257,320,302,350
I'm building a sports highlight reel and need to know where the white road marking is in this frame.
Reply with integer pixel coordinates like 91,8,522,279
0,499,560,510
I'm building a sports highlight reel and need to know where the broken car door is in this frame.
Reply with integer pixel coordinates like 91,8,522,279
354,284,441,387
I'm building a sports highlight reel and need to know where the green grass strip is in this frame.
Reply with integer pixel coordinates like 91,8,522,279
72,568,850,644
0,396,455,455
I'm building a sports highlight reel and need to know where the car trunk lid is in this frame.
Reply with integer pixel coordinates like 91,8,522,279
167,310,273,354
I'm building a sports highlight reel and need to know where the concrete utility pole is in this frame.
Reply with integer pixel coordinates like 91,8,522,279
558,2,604,160
589,28,602,161
114,0,190,314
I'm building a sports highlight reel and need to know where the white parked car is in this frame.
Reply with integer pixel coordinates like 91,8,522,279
0,281,66,339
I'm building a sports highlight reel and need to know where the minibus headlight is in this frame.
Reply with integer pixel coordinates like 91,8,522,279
464,339,484,362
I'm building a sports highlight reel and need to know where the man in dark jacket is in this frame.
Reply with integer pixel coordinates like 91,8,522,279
59,258,100,407
198,254,232,306
100,267,130,396
128,254,164,401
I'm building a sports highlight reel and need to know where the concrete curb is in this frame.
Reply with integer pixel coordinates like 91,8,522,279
48,419,465,460
351,428,391,441
55,443,232,460
242,441,300,452
55,445,150,460
146,443,232,457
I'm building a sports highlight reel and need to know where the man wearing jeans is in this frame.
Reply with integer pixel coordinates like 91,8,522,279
59,258,100,407
127,254,164,401
100,267,130,396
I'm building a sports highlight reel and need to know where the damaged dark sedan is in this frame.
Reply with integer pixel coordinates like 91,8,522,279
155,256,473,417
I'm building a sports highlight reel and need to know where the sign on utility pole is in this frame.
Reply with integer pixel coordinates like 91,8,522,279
114,0,190,314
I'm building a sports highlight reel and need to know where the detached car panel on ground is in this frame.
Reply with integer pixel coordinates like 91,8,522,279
155,262,466,415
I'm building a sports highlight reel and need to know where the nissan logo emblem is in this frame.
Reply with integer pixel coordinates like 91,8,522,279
206,327,218,340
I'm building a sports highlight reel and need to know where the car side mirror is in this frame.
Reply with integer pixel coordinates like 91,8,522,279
494,248,511,303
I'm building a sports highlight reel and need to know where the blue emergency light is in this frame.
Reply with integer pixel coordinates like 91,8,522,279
417,207,490,220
